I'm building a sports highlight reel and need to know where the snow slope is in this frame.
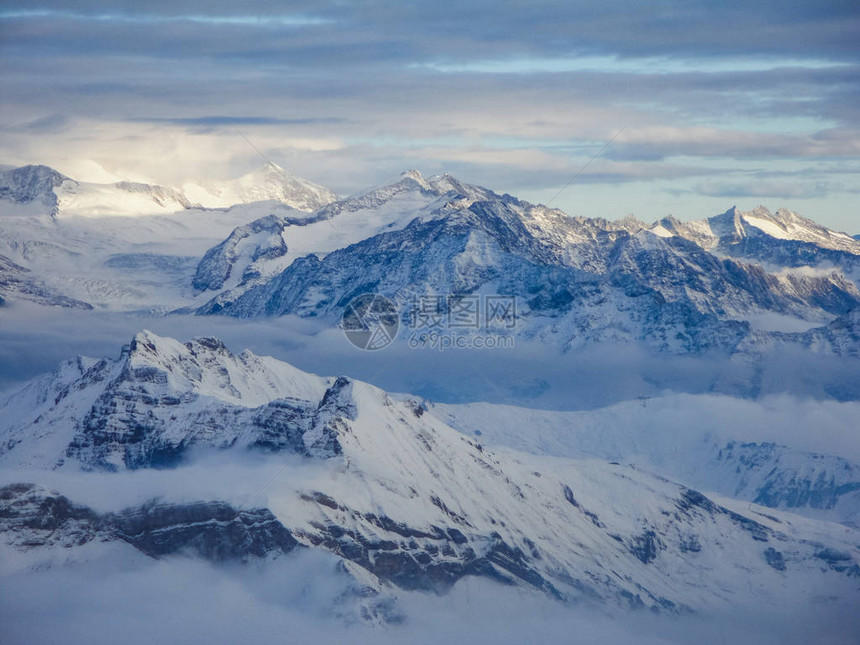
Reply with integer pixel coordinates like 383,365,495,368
432,395,860,527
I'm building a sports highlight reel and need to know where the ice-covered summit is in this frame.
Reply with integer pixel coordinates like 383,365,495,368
182,163,338,212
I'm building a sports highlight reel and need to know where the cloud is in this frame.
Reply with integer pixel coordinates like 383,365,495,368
6,1,858,63
611,126,860,160
694,179,833,200
1,1,859,225
0,9,330,27
7,548,857,645
130,116,348,127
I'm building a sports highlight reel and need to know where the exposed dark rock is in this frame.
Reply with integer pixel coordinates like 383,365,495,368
563,484,579,507
296,499,560,598
814,548,855,573
679,534,702,554
0,483,297,562
110,501,297,561
0,164,67,215
677,487,771,542
763,547,786,571
630,530,663,564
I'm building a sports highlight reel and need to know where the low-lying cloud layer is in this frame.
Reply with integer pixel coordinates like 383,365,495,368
3,532,858,645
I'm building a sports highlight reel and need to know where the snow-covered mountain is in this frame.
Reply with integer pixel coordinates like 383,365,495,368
192,213,321,294
0,163,337,219
0,164,195,218
0,165,68,217
0,164,340,310
0,330,331,470
191,170,490,302
2,164,858,362
182,164,338,212
195,171,860,356
2,164,860,640
2,332,859,618
651,206,860,289
652,206,860,256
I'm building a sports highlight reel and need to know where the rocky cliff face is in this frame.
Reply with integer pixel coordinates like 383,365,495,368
0,483,297,560
0,165,68,216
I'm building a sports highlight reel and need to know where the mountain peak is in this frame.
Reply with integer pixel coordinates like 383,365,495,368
115,330,328,412
239,163,295,182
127,330,233,365
3,164,69,184
400,169,430,186
0,164,72,216
126,329,194,370
614,213,647,232
317,169,484,221
183,164,337,212
686,205,860,254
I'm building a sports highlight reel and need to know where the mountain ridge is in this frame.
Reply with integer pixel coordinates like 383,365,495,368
192,172,860,358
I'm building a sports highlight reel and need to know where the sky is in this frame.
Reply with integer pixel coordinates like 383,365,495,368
0,1,859,230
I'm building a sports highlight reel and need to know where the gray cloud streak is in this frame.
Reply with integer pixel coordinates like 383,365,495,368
1,1,858,225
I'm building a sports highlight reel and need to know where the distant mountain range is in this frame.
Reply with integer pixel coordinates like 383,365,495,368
0,163,337,218
2,163,859,359
192,170,860,358
0,164,337,310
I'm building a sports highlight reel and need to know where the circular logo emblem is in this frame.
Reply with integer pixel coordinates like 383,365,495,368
341,293,400,351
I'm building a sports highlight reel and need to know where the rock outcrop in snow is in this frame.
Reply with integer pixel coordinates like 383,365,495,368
0,483,297,560
0,253,93,309
0,165,68,217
